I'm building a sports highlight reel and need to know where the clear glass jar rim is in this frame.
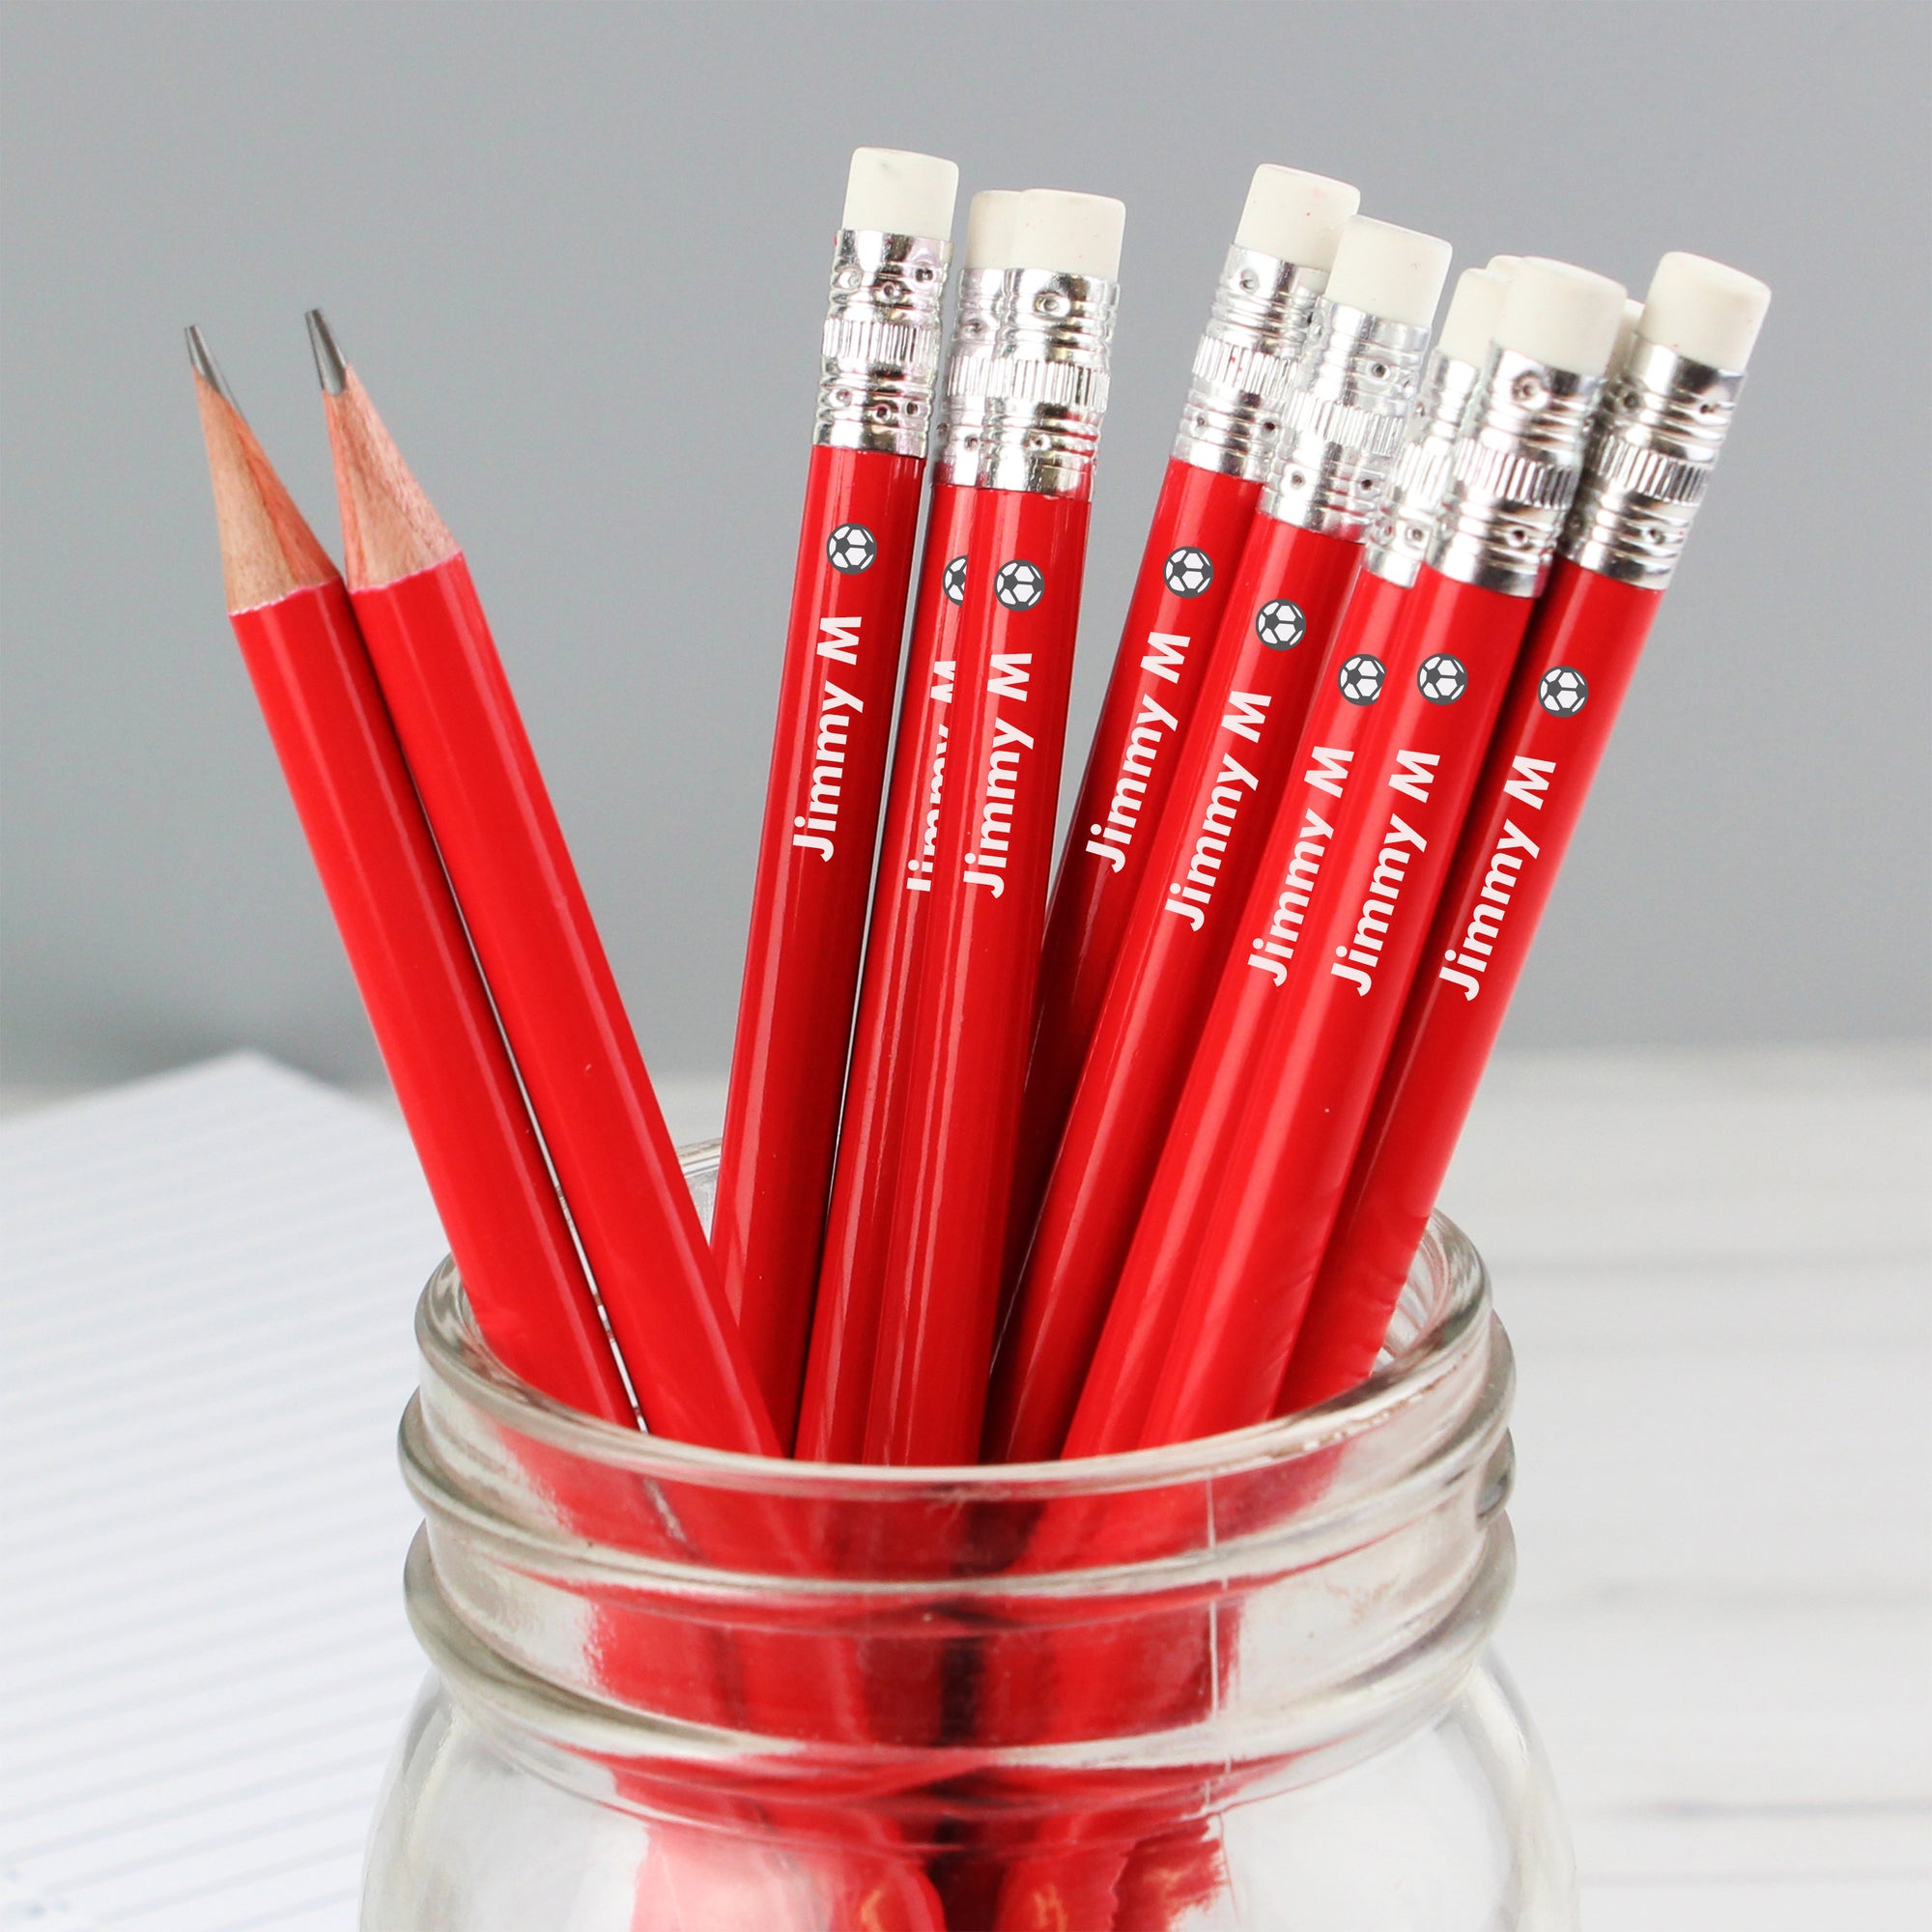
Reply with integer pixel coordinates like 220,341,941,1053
415,1145,1492,1499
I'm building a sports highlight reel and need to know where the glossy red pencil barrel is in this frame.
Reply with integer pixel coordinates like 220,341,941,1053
1020,457,1259,1175
1129,567,1542,1445
317,340,779,1455
865,484,1094,1463
987,515,1362,1460
1088,265,1626,1449
991,219,1452,1462
1014,170,1357,1251
1282,563,1655,1405
195,372,633,1425
866,191,1124,1464
795,474,974,1462
798,197,1009,1463
718,154,956,1443
719,440,927,1439
1287,269,1767,1406
1059,567,1417,1457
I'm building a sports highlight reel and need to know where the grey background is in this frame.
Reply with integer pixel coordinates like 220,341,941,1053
3,0,1926,1089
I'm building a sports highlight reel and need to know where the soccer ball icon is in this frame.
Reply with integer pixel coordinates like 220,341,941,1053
1338,654,1385,705
1417,653,1468,705
825,523,877,574
995,558,1046,611
1538,666,1589,716
1254,598,1306,651
942,554,968,606
1163,546,1214,598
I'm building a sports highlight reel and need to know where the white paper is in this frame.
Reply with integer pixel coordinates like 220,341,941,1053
0,1055,445,1932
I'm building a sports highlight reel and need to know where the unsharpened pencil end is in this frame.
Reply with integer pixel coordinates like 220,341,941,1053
1323,217,1454,330
1009,188,1125,281
185,326,238,407
305,310,348,396
1486,253,1523,279
1234,165,1359,272
1496,259,1627,378
842,147,959,241
1435,269,1512,367
1639,252,1771,371
964,189,1024,271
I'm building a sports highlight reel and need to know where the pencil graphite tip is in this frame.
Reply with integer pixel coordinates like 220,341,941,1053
305,310,348,395
185,326,239,407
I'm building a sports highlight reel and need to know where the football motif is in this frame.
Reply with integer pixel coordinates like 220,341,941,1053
825,523,877,574
1338,654,1386,705
994,558,1046,611
1417,653,1468,704
1254,598,1306,651
942,554,968,606
1163,546,1214,598
1538,665,1589,716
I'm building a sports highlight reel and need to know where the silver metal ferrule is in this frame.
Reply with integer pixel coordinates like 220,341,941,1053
1173,248,1328,481
1260,302,1432,541
970,268,1119,499
1363,347,1485,588
1561,338,1747,590
1428,346,1606,597
937,265,1009,487
813,228,951,456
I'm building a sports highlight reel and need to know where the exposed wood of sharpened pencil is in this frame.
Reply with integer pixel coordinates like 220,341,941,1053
192,341,335,612
314,324,780,1455
191,343,636,1424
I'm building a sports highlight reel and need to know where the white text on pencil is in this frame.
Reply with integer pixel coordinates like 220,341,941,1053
791,616,867,861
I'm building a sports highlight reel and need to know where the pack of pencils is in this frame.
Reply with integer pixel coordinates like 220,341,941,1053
191,141,1767,1928
192,145,1769,1468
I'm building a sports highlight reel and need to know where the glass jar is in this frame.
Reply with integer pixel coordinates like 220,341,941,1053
362,1148,1574,1930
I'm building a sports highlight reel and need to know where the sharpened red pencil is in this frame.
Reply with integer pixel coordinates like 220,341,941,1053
797,190,1014,1463
1073,260,1628,1453
717,149,958,1445
865,189,1124,1465
1010,168,1359,1272
189,336,633,1426
310,313,778,1456
1284,254,1770,1411
989,217,1452,1463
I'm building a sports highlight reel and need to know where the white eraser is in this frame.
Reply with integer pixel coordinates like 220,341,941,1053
842,147,959,239
1435,268,1512,366
1234,165,1361,270
1321,216,1453,328
964,189,1023,270
1639,251,1771,370
1486,253,1522,278
1496,258,1628,376
1611,297,1645,373
1009,188,1125,279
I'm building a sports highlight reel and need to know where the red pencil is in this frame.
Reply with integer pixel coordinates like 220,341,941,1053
309,314,778,1456
796,189,1016,1462
1048,263,1513,1458
864,189,1125,1465
1283,253,1770,1410
211,336,932,1921
1072,258,1629,1453
1010,166,1359,1265
188,336,633,1425
716,149,958,1445
988,217,1453,1463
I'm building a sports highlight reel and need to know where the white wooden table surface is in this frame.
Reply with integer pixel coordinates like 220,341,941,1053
3,1045,1926,1927
1436,1043,1931,1928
